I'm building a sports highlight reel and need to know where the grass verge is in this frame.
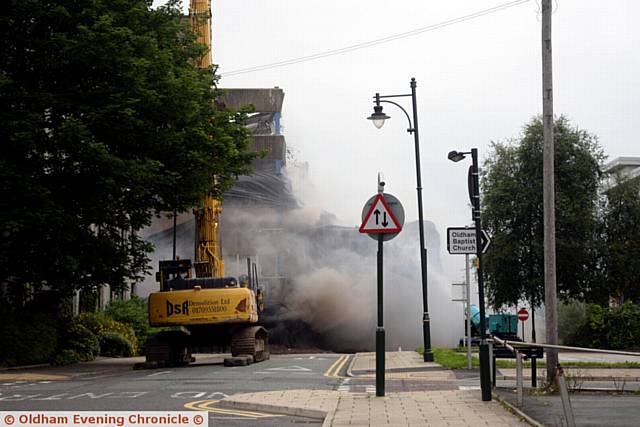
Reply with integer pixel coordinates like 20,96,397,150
417,347,479,369
417,347,640,369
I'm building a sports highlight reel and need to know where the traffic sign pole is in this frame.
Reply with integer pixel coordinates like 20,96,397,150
360,186,405,398
470,148,492,402
531,307,537,388
376,233,385,397
465,254,472,370
449,148,492,399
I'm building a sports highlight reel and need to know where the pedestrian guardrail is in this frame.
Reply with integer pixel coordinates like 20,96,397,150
489,337,640,427
496,340,640,357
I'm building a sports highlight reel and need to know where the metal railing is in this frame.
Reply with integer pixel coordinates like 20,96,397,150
491,336,526,407
489,337,640,427
499,340,640,357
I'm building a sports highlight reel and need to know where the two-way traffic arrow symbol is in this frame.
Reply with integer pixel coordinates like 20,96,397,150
359,194,402,234
373,210,389,226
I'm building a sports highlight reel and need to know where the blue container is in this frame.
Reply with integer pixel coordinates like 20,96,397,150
488,314,518,334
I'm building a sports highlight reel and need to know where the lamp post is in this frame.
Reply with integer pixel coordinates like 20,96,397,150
447,148,491,401
367,78,434,363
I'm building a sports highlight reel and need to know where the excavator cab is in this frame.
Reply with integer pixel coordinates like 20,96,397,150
156,259,193,291
156,259,239,291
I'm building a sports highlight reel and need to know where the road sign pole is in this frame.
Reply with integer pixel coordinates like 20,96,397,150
376,233,385,397
531,306,537,388
471,148,491,402
465,253,471,370
360,187,404,398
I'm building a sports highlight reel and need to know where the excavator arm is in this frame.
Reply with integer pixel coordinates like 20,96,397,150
193,193,224,278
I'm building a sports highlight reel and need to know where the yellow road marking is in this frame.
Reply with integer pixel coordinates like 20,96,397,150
184,399,282,418
324,355,350,378
194,401,273,417
323,355,344,377
333,354,350,378
0,373,69,381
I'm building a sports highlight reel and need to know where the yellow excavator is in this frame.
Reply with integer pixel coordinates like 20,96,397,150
144,0,268,367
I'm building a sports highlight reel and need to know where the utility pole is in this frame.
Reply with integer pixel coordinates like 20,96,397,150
542,0,558,384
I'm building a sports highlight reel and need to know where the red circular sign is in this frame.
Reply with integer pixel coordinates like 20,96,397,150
517,309,529,321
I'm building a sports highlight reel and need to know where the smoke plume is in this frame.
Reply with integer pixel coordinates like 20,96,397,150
139,170,464,351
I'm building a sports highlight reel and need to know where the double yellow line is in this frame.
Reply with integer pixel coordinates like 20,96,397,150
184,399,281,418
324,354,350,378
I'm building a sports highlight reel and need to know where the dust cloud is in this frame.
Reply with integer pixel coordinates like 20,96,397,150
217,199,462,351
139,171,464,351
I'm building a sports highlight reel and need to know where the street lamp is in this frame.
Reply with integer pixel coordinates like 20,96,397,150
367,78,434,363
447,148,492,402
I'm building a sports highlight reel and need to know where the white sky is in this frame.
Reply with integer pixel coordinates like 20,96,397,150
158,0,638,283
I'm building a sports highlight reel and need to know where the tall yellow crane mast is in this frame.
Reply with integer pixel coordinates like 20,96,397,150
190,0,224,279
143,0,268,368
189,0,212,69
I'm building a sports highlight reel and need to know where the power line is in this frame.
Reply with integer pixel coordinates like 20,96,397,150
220,0,530,77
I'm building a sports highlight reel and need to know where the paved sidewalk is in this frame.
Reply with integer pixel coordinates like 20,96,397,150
219,352,529,426
220,388,527,426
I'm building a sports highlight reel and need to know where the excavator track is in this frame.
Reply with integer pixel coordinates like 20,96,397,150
139,330,192,368
231,326,269,362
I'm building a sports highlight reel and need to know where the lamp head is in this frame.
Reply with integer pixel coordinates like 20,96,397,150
367,105,390,129
448,150,466,162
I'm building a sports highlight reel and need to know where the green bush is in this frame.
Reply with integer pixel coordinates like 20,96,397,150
99,332,133,357
605,302,640,349
572,302,640,350
77,312,138,355
57,320,100,361
558,300,587,345
52,349,82,366
105,296,150,347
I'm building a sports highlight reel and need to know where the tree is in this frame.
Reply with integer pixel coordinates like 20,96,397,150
598,173,640,303
0,0,253,308
481,116,604,308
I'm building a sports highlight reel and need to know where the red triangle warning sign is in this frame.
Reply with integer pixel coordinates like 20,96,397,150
359,194,402,234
